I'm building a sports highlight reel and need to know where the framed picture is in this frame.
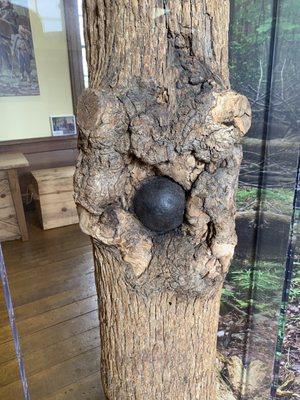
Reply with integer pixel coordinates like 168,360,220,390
0,0,40,96
50,115,77,137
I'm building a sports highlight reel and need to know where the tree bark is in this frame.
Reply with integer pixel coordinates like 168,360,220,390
74,1,252,399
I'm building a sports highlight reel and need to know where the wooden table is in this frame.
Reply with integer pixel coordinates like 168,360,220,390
0,153,29,242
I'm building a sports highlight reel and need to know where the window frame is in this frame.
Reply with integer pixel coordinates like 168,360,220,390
63,0,85,111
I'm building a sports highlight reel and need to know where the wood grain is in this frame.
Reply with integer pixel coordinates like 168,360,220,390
31,166,78,230
0,272,96,326
31,167,75,195
76,1,252,399
7,169,29,241
0,153,29,170
0,172,20,241
0,216,103,399
0,327,100,387
41,372,105,400
0,137,78,197
0,296,97,344
0,348,100,400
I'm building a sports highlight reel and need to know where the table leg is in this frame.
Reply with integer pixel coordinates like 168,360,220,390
7,169,29,241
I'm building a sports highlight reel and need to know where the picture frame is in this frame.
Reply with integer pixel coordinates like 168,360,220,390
0,0,40,97
50,115,77,137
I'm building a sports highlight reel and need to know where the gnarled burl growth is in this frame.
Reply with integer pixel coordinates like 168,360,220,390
74,1,251,399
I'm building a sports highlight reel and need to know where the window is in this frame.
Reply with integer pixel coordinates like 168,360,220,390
77,0,88,88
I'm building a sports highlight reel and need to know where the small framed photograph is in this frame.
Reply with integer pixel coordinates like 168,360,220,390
50,115,77,136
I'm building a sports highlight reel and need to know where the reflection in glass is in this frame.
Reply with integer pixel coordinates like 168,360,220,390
219,1,300,398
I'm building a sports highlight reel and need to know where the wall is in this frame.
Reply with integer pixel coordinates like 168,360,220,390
0,0,73,141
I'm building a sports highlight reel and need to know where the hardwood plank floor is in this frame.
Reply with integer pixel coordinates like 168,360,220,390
0,213,105,399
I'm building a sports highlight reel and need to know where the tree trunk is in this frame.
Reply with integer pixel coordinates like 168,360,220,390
74,1,252,399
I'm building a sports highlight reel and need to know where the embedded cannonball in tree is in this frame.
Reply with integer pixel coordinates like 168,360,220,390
133,177,186,234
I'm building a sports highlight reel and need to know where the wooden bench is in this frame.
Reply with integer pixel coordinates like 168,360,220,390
31,166,78,230
0,153,29,242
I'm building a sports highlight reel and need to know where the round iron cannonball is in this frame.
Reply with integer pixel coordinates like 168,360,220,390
133,177,186,234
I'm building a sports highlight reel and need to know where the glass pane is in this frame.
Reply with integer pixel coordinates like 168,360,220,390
0,1,87,398
219,0,300,398
0,1,298,399
220,0,275,369
251,1,300,397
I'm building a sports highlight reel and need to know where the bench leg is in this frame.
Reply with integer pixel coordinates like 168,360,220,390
8,169,29,242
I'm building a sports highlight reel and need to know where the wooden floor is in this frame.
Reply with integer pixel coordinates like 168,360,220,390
0,213,105,399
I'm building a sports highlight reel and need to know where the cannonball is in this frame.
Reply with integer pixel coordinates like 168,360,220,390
133,177,186,234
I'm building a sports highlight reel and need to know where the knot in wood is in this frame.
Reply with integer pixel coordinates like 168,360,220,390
133,177,186,234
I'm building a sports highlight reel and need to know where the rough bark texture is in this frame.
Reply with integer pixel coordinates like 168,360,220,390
94,244,222,399
74,1,252,399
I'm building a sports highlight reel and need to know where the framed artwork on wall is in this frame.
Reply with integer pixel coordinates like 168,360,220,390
0,0,40,97
50,115,77,137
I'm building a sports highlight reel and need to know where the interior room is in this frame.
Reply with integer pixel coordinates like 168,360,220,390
0,1,299,399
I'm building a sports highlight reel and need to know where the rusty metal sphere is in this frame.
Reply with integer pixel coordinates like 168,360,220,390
133,176,186,234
